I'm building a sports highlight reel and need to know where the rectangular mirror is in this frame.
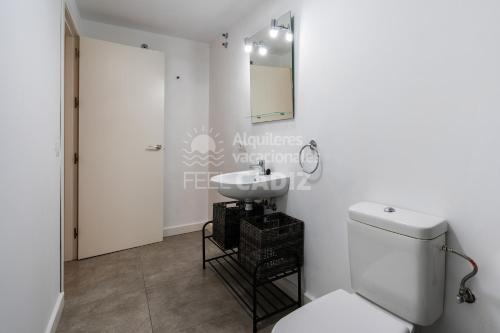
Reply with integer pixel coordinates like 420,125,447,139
247,12,294,123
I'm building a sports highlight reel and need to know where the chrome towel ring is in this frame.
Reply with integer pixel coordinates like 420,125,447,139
299,140,320,174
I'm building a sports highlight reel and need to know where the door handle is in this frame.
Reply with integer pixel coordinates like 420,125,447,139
146,145,162,151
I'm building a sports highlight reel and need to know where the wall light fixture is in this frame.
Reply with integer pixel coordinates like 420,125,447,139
269,19,280,38
269,18,292,41
258,44,268,56
244,38,253,53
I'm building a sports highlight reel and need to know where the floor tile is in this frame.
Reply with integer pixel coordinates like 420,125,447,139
146,269,241,332
64,249,144,307
140,233,218,287
59,231,288,333
174,308,275,333
57,288,152,333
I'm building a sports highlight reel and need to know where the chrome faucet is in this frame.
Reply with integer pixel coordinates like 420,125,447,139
249,160,265,175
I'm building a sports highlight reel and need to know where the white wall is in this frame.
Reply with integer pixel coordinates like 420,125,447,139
80,19,211,233
209,0,500,332
0,1,63,332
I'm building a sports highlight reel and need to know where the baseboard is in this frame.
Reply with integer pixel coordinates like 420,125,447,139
303,291,315,303
273,277,313,304
163,221,207,237
45,292,64,333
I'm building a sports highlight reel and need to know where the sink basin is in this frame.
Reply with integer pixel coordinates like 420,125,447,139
211,170,290,201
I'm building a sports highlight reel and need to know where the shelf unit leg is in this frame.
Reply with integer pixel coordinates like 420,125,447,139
253,276,258,333
202,222,210,270
202,224,303,333
297,267,302,306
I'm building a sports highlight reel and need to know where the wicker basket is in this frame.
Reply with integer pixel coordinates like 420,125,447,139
213,201,264,250
239,213,304,280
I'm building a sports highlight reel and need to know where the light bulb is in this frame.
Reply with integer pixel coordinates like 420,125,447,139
285,31,293,42
244,43,253,53
269,28,279,39
258,45,268,56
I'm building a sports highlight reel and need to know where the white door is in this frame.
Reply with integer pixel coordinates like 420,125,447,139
78,37,164,259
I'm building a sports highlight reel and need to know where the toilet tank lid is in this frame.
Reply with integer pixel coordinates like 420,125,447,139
349,202,447,240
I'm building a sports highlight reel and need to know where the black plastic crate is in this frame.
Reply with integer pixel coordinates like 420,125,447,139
213,201,264,250
239,212,304,280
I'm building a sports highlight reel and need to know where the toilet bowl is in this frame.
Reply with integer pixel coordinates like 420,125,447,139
272,290,413,333
273,202,447,333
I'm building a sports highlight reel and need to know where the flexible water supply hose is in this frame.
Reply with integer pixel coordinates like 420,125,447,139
442,245,478,304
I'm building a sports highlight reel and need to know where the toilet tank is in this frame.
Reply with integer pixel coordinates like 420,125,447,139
348,202,447,326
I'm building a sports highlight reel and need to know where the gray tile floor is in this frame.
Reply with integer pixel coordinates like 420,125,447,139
58,232,276,333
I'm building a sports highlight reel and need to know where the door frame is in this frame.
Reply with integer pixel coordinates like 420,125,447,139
60,2,80,292
63,15,79,262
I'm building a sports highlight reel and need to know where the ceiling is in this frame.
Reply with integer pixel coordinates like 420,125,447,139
75,0,269,43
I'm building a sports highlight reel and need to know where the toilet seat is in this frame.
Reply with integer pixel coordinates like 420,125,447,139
272,289,414,333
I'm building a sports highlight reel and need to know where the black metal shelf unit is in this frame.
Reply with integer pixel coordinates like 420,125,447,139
202,221,302,333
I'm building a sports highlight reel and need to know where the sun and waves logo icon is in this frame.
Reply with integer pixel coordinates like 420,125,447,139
182,127,224,167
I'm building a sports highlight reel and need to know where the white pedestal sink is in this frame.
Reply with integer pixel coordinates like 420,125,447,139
211,170,290,207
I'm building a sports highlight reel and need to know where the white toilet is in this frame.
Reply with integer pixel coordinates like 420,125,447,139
273,202,447,333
